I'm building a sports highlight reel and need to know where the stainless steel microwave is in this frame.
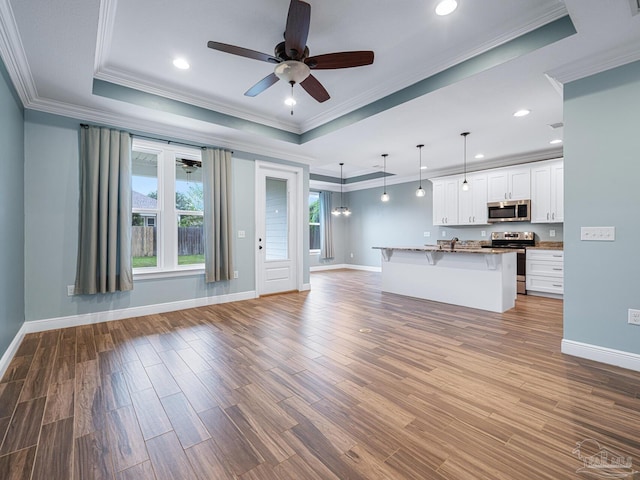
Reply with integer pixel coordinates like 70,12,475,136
487,200,531,223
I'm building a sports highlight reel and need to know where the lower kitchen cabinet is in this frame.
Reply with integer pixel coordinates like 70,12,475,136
526,249,563,297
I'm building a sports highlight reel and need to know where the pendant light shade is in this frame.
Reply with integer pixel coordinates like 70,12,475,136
416,144,426,197
332,163,351,216
381,154,389,202
461,132,470,191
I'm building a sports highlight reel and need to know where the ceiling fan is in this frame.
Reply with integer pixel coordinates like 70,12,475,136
207,0,374,103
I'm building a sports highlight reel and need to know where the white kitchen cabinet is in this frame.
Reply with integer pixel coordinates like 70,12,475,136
487,166,531,202
432,176,459,226
459,173,488,225
526,249,563,297
531,159,563,223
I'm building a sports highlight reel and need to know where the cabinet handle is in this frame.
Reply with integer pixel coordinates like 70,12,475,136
509,192,512,199
552,268,563,271
504,193,507,199
472,216,475,222
547,213,549,220
553,284,562,287
552,254,562,257
552,213,555,220
469,216,472,222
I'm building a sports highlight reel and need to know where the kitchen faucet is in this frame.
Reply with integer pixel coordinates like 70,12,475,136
450,237,459,250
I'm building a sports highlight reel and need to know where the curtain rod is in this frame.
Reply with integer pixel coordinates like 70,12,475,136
80,124,233,153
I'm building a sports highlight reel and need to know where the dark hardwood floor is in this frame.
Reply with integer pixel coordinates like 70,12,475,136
1,270,639,479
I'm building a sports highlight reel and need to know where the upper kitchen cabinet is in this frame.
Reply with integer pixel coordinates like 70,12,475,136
432,176,459,226
487,166,531,202
531,159,564,223
458,173,488,225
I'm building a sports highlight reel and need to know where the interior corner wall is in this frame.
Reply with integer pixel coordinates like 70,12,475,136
23,110,257,322
563,60,640,354
0,57,25,357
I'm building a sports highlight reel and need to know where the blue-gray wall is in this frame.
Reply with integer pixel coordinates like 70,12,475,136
0,57,25,355
23,111,307,321
346,180,563,267
564,60,640,353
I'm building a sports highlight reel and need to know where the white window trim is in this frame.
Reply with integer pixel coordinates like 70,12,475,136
132,139,204,278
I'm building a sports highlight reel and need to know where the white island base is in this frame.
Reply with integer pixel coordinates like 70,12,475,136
374,248,517,313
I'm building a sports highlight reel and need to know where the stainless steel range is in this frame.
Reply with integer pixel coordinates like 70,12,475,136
489,232,535,295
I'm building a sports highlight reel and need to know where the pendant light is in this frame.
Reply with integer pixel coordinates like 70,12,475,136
461,132,470,191
381,154,390,202
331,163,351,216
416,144,426,197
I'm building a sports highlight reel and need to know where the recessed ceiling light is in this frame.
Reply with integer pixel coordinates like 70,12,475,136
513,109,531,117
421,166,428,170
435,0,458,16
173,58,190,70
475,153,485,159
550,139,563,144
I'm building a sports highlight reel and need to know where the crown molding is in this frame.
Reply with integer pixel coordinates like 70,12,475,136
0,0,38,106
25,96,315,165
547,40,640,84
299,4,569,132
94,67,302,135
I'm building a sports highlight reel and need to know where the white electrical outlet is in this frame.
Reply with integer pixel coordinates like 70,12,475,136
67,285,75,296
442,230,446,237
237,230,245,238
580,226,615,241
550,229,556,237
481,231,486,237
233,271,239,279
629,309,640,325
424,231,430,237
350,253,354,258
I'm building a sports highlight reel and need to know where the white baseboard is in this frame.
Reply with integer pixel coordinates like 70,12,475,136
0,323,27,380
561,339,640,372
346,264,382,273
23,290,257,334
310,263,382,273
300,283,311,291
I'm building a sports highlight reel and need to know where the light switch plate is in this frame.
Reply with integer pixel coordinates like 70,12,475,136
67,285,75,296
237,230,246,238
424,231,430,237
580,226,615,241
629,309,640,325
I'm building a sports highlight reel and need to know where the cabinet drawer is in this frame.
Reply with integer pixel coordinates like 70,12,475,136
526,249,563,261
526,276,564,294
526,260,564,277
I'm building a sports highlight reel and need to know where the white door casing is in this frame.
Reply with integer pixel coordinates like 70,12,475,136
255,161,303,295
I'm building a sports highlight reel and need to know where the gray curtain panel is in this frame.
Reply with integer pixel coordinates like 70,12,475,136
202,148,234,282
319,191,334,259
75,125,133,294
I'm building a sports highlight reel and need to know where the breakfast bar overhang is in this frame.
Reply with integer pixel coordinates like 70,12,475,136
373,246,517,313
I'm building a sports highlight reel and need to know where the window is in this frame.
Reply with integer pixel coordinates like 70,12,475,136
309,191,320,252
131,139,204,274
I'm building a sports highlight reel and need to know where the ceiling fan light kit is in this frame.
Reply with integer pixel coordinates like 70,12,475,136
207,0,374,106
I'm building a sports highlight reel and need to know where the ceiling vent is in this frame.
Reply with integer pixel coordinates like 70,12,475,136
548,122,564,130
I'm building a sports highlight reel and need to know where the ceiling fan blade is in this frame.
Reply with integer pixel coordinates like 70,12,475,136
300,74,330,103
284,0,311,59
207,41,280,64
244,73,280,97
305,51,375,69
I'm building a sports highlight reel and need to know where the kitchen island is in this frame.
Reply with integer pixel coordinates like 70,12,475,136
372,246,517,312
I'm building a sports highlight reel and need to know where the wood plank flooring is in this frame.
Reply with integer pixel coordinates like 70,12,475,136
1,270,640,479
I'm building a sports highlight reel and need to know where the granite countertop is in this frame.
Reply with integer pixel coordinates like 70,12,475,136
527,241,564,250
372,246,517,255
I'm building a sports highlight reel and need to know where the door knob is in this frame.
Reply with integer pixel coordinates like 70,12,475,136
258,245,263,250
